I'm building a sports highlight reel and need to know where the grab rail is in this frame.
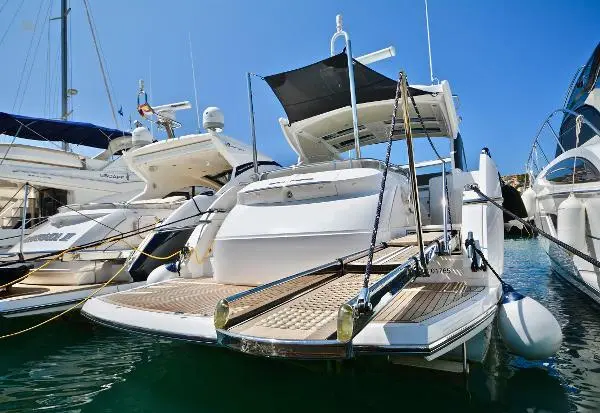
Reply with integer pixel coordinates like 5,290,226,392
525,108,600,180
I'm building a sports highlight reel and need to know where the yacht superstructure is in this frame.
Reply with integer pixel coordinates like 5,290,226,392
0,113,146,252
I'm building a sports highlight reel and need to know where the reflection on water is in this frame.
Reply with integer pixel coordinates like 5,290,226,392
0,239,598,412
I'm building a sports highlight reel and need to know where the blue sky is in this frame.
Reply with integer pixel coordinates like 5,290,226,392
0,0,598,173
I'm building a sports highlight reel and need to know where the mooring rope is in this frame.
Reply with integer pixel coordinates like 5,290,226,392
467,184,600,269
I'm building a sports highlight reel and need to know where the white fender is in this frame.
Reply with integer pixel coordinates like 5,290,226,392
521,187,536,218
557,193,585,251
498,286,562,360
146,263,179,284
182,185,241,277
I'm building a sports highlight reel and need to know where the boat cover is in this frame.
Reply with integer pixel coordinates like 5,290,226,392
0,112,130,149
264,52,431,124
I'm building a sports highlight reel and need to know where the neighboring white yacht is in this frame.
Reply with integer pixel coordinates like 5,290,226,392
524,43,600,304
0,103,278,317
79,17,555,372
0,113,146,252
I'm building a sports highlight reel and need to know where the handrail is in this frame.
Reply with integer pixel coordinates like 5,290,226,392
525,108,600,180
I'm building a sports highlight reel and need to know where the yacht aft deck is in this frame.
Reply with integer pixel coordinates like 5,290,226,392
0,280,141,317
83,231,500,359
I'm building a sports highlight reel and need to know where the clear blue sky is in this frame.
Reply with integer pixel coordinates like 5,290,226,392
0,0,598,173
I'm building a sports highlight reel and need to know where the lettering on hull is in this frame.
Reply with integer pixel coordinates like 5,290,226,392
24,232,76,243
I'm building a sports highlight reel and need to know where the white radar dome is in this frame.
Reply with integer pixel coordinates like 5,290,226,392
203,107,224,131
132,126,153,147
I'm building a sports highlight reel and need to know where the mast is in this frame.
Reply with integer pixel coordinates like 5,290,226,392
61,0,69,150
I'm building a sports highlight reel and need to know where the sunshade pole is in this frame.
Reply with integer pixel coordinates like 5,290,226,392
330,15,361,159
246,72,259,175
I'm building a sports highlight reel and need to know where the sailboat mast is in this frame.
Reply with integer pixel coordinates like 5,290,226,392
61,0,69,150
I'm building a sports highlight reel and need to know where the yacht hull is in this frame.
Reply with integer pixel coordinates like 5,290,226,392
0,281,144,318
545,240,600,305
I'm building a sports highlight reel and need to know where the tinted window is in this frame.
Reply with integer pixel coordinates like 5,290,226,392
545,157,600,184
583,43,600,92
565,43,600,110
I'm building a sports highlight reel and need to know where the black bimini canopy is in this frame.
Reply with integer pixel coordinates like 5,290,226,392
265,52,430,124
0,112,131,150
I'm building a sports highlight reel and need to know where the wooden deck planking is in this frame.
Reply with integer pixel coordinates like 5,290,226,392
228,272,338,320
402,289,439,321
373,282,484,323
347,246,419,273
100,278,250,316
0,282,126,302
230,273,385,341
412,288,484,323
375,287,422,321
350,246,410,265
386,232,444,247
413,286,447,318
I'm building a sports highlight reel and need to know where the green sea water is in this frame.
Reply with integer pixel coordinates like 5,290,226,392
0,239,598,412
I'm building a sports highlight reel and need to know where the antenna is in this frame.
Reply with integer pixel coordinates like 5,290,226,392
188,32,201,133
424,0,437,84
149,55,154,136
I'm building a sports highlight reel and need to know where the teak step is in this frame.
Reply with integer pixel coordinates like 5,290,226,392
374,282,485,323
346,246,418,272
386,231,444,247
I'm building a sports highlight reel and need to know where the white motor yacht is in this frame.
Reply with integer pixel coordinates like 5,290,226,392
79,17,561,372
0,103,279,317
524,42,600,304
0,113,147,252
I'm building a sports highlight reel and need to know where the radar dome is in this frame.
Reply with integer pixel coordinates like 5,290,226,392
132,126,153,147
203,107,224,131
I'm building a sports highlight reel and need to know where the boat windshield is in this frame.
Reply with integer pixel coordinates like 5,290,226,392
565,43,600,111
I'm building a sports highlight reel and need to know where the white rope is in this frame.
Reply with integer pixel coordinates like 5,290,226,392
571,114,584,189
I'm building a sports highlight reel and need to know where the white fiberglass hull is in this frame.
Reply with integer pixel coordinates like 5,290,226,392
537,214,600,304
0,281,144,318
545,239,600,305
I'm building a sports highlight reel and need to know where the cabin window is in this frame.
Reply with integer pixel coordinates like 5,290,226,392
556,105,600,155
544,157,600,184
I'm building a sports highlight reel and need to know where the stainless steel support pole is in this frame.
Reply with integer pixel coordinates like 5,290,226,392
247,72,259,175
441,160,449,253
19,183,29,260
331,15,361,159
400,74,427,274
345,39,361,159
